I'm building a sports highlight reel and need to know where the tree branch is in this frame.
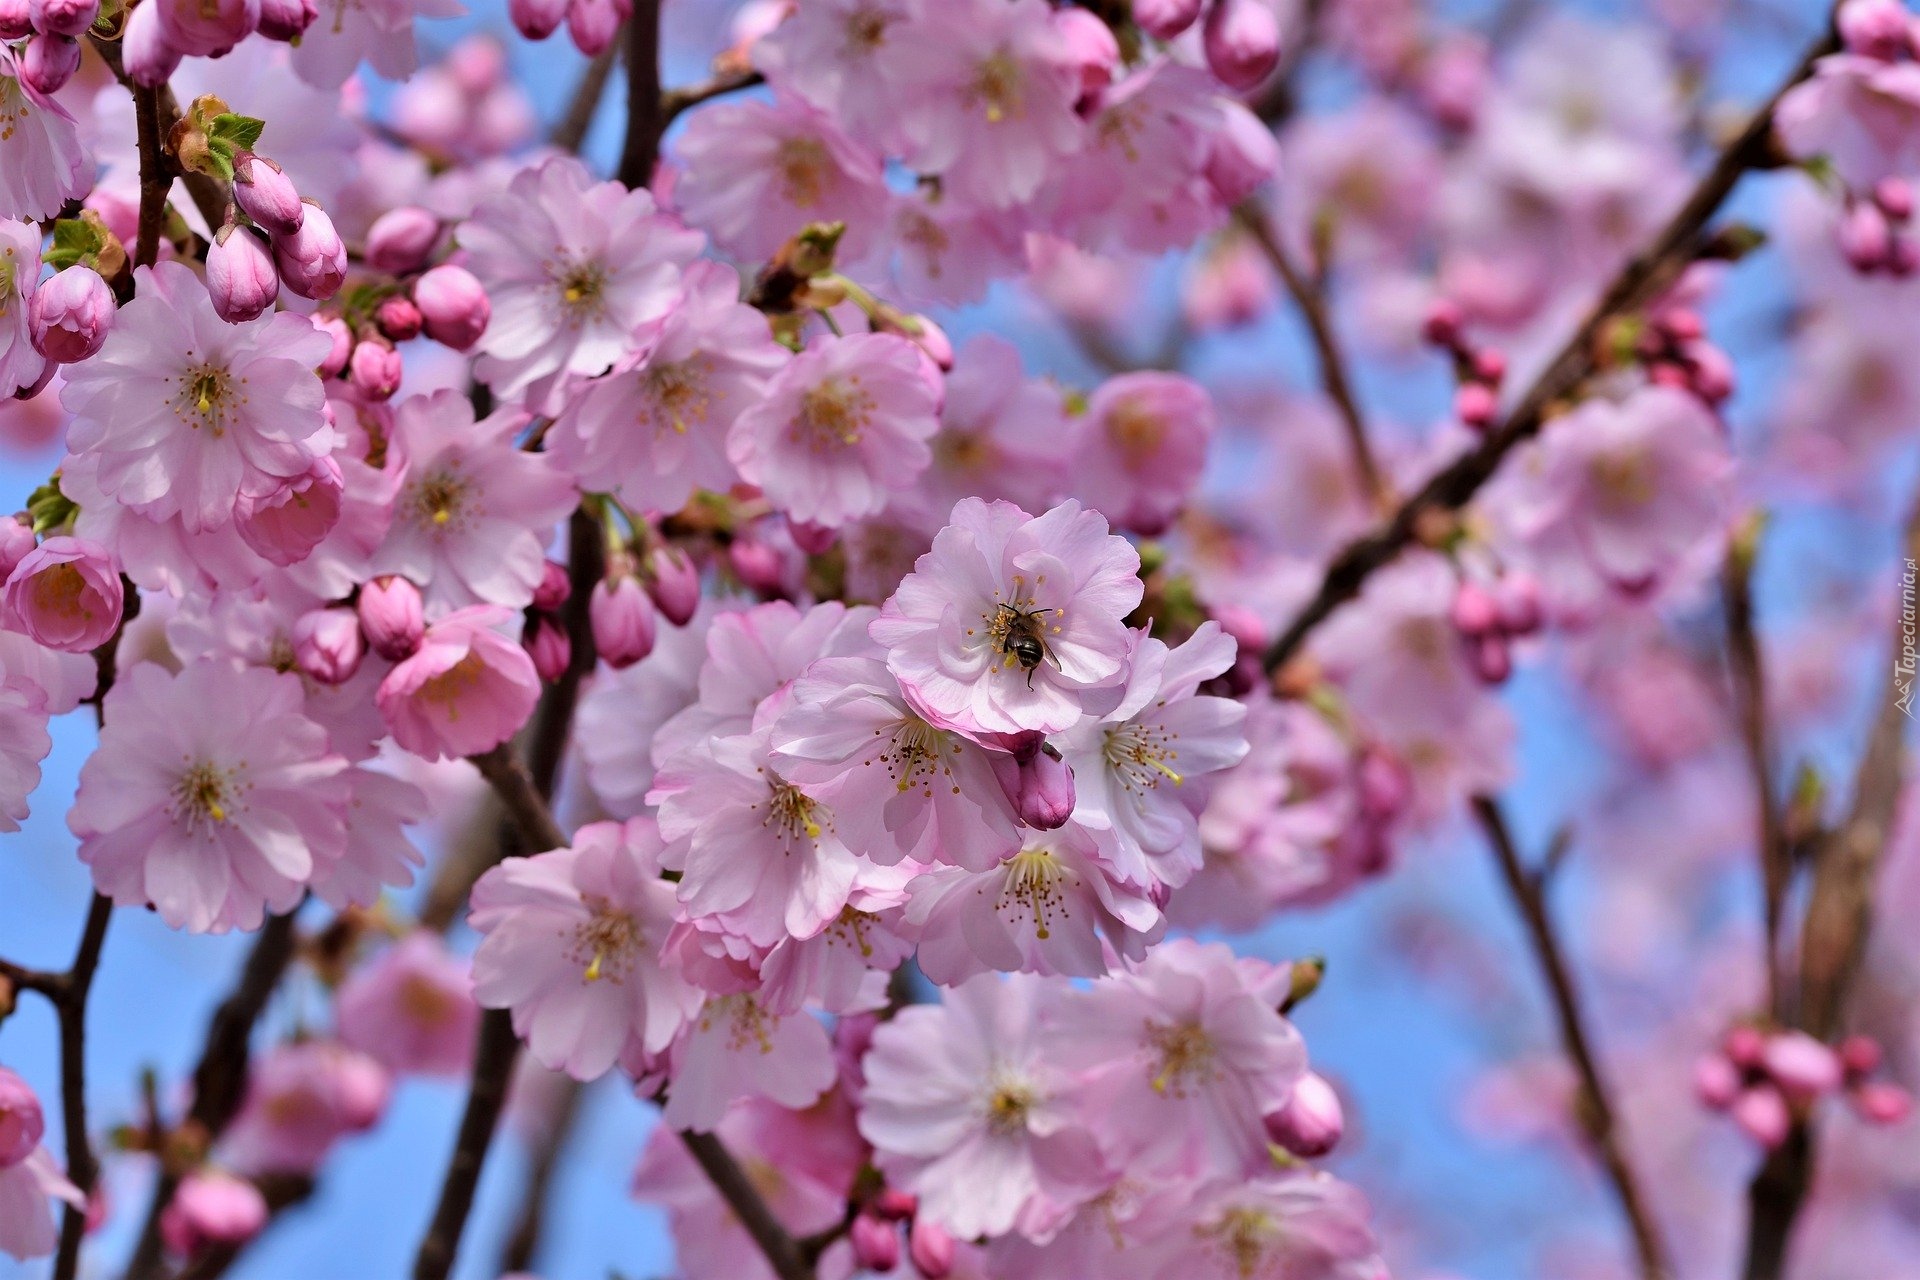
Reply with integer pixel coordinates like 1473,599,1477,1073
550,39,621,155
410,1009,521,1280
1471,797,1673,1280
617,0,664,189
661,67,764,126
498,1077,585,1274
1262,28,1837,674
678,1130,816,1280
49,894,113,1280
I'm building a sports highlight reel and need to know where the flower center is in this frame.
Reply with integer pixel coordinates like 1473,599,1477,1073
570,895,644,984
700,993,778,1054
1202,1206,1278,1279
419,651,489,717
173,363,240,436
410,467,472,532
172,760,239,829
792,376,875,451
776,136,831,208
998,847,1069,939
878,715,952,795
397,973,460,1025
845,5,889,51
555,259,608,322
984,1074,1036,1135
1103,722,1183,794
1590,448,1656,507
27,563,94,627
934,427,995,474
646,359,712,434
765,780,824,841
970,51,1023,124
1145,1019,1218,1097
1106,400,1168,469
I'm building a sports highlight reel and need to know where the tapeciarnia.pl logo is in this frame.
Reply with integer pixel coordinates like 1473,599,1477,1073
1898,558,1917,721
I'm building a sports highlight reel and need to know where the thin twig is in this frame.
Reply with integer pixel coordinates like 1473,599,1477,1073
468,746,568,853
1234,204,1389,510
50,894,113,1280
550,39,621,154
130,83,168,271
616,0,664,189
679,1131,816,1280
1722,522,1790,1021
1261,28,1837,674
661,67,764,126
410,1010,521,1280
1471,797,1673,1280
498,1077,585,1273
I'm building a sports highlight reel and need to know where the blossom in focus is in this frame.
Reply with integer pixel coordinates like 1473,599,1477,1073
0,45,87,222
375,605,540,760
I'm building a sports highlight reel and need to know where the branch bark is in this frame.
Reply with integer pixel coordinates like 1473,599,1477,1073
679,1131,816,1280
410,1009,521,1280
551,39,621,154
1471,797,1672,1280
616,0,664,189
1262,29,1837,674
50,894,113,1280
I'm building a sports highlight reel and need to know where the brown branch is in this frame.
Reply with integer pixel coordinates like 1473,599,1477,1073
49,894,113,1280
678,1131,815,1280
1234,204,1389,510
1471,797,1673,1280
1262,28,1838,674
124,912,301,1280
498,1077,585,1273
661,67,764,126
1722,520,1791,1022
468,746,568,853
616,0,664,189
130,82,168,271
410,1009,521,1280
1740,497,1919,1280
550,39,621,154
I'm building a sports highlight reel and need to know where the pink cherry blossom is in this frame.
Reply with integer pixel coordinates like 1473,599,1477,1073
1135,1173,1386,1280
728,331,942,529
469,817,703,1080
900,333,1069,531
336,931,478,1077
221,1040,391,1176
376,605,540,761
0,675,49,833
72,659,351,933
1778,52,1920,190
872,498,1144,737
660,991,839,1131
288,0,466,89
576,603,720,817
0,45,86,222
2,534,121,653
61,261,334,534
0,221,47,398
1068,371,1216,537
751,0,920,149
0,1067,82,1263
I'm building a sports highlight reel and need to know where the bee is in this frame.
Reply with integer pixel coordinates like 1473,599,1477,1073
993,603,1058,687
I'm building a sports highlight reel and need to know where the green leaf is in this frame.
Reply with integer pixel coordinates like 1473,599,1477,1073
43,218,105,271
208,112,266,153
26,474,77,537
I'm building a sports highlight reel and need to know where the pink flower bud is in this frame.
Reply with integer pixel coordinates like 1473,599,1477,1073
849,1214,900,1273
898,314,953,371
1450,580,1500,638
21,34,81,94
787,519,838,557
1133,0,1202,40
1053,5,1119,103
159,1171,267,1260
1203,0,1282,91
29,265,112,363
1840,1034,1883,1080
508,0,565,40
413,264,490,351
3,535,121,653
348,338,403,401
365,206,442,275
0,516,35,582
1011,744,1076,830
1203,99,1279,204
1838,0,1911,58
358,576,425,661
566,0,622,56
1839,200,1893,272
1265,1071,1344,1157
29,0,94,38
532,559,571,613
121,0,183,86
272,204,348,302
728,536,787,593
150,0,256,57
233,154,305,237
1357,746,1409,820
235,454,344,567
207,226,281,324
1762,1031,1843,1102
375,294,424,342
1724,1024,1766,1069
1731,1085,1791,1148
1693,1054,1741,1109
255,0,314,40
1656,307,1705,342
590,576,657,669
316,314,352,378
292,607,365,685
1852,1080,1913,1125
1875,176,1916,224
1495,573,1543,637
906,1220,955,1279
1422,300,1464,347
1470,633,1511,684
447,35,507,93
646,544,700,626
524,613,572,683
1471,347,1507,386
0,1065,46,1165
0,0,29,40
1889,234,1919,278
872,1189,918,1222
1454,380,1498,428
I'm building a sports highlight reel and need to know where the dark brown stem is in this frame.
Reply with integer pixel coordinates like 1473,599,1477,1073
469,746,568,853
617,0,664,189
1262,29,1837,674
1471,797,1673,1280
1722,526,1790,1022
498,1078,585,1273
678,1131,815,1280
130,82,168,271
550,39,621,154
661,67,765,125
410,1009,521,1280
1235,204,1389,510
49,894,113,1280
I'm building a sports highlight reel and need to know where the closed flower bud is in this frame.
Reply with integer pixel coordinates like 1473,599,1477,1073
1422,300,1465,347
272,203,348,301
590,576,657,669
3,535,122,653
365,206,442,274
1265,1071,1344,1158
29,265,112,363
1731,1085,1791,1148
1357,747,1410,820
159,1171,268,1260
412,264,490,351
1762,1031,1843,1102
207,225,281,324
1470,633,1511,684
1450,580,1500,638
20,34,81,95
1852,1080,1914,1125
374,294,424,342
349,338,403,401
871,1189,917,1222
121,0,183,86
1723,1024,1766,1069
0,516,36,582
1840,200,1893,272
524,613,572,683
255,0,315,40
1837,0,1911,58
1840,1034,1883,1080
0,0,30,40
1495,573,1543,636
849,1213,900,1273
532,559,571,612
507,0,565,40
566,0,621,56
1203,0,1282,91
1204,101,1280,204
1133,0,1202,40
0,1066,45,1164
28,0,95,38
316,314,352,377
358,576,425,661
1875,176,1915,223
1011,744,1075,830
646,544,700,626
292,607,365,685
232,154,305,237
906,1220,955,1279
1693,1054,1741,1109
1455,380,1498,428
728,535,787,593
1054,6,1119,103
235,455,343,567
